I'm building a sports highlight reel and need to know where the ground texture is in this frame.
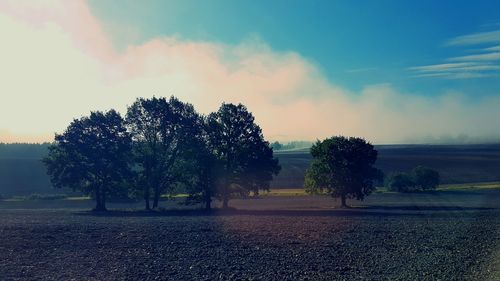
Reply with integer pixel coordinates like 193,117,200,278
0,190,499,280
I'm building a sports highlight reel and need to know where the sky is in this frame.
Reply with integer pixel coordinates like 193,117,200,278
1,0,500,144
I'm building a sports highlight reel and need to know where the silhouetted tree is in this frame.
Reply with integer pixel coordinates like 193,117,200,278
413,165,440,190
241,140,281,196
386,172,415,192
43,110,132,211
183,138,221,210
206,103,280,208
125,96,202,209
304,136,382,208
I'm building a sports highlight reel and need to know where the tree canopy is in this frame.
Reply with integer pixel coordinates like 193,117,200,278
205,103,280,208
43,110,132,211
42,97,280,211
125,96,202,209
304,136,382,207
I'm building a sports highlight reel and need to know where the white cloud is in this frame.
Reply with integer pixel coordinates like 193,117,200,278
1,0,500,144
483,45,500,52
447,29,500,46
449,52,500,62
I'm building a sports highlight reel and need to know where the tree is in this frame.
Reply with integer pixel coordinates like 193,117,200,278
386,172,415,192
304,136,382,208
413,166,440,190
43,110,132,211
270,141,283,151
205,103,280,208
125,96,202,210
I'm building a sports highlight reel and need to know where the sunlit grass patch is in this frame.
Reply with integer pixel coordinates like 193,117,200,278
438,181,500,191
263,189,307,196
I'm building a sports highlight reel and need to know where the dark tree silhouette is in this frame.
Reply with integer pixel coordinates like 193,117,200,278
43,110,132,211
125,96,202,210
413,165,440,190
386,172,415,192
304,136,382,208
205,103,280,208
183,139,221,210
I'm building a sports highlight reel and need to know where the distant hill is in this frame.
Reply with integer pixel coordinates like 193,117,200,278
2,143,500,195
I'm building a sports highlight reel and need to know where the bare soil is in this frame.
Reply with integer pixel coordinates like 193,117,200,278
0,190,499,280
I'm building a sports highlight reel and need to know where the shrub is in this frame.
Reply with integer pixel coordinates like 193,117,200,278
413,166,440,190
387,172,416,192
386,166,441,192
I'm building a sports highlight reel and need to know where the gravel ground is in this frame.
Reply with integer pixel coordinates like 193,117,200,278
0,191,499,280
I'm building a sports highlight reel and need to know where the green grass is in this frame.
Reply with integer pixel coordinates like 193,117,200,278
438,181,500,191
265,181,500,197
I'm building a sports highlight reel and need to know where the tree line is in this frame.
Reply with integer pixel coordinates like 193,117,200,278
42,96,440,211
43,97,280,211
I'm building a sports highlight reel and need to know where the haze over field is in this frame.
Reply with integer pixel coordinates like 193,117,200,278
1,0,500,143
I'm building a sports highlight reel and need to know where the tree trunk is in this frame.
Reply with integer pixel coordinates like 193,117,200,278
222,196,229,209
204,188,212,210
94,186,102,211
152,186,160,209
100,188,107,211
94,186,106,211
144,187,150,210
340,194,347,208
205,196,212,210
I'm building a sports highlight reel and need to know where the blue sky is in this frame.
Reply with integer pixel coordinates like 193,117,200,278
89,0,500,96
1,0,500,143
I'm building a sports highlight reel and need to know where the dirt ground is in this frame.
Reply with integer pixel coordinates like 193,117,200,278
0,190,499,280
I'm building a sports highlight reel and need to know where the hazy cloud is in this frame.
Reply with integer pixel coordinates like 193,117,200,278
2,0,500,144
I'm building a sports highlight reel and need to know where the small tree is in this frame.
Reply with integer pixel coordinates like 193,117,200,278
386,172,415,192
304,136,382,208
43,110,132,211
413,166,440,190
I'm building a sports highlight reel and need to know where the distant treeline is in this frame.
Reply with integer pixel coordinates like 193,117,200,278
270,141,313,151
0,143,50,159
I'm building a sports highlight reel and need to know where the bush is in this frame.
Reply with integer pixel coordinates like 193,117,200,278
386,172,417,192
386,166,440,192
413,166,440,190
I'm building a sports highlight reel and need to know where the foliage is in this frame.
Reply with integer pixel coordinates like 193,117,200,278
125,96,203,209
413,165,440,190
43,110,132,211
304,136,382,207
385,166,440,192
386,172,416,192
204,103,280,208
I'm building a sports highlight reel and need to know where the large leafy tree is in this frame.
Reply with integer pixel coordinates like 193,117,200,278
304,136,382,208
125,96,202,210
43,110,132,211
205,103,280,208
